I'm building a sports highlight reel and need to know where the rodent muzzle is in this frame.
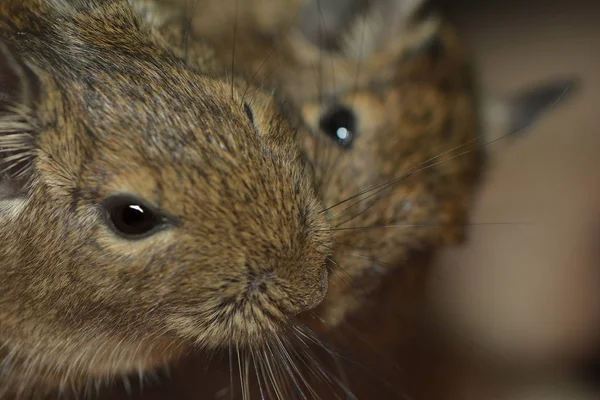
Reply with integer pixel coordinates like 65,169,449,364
292,265,329,314
246,265,329,317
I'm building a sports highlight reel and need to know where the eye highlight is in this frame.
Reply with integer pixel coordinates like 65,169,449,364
319,105,356,148
102,194,170,239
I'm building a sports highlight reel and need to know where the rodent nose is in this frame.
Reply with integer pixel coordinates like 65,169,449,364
289,266,329,315
247,271,273,295
246,267,328,316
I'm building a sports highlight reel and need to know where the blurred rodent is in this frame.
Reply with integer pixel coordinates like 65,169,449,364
0,0,333,397
167,0,482,329
172,0,574,328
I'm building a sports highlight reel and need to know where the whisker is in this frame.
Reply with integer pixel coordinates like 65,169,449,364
273,337,315,400
292,326,341,359
333,251,391,266
293,326,366,400
326,240,380,253
324,255,355,285
257,347,276,400
236,345,249,400
262,342,286,400
315,0,336,96
315,0,324,107
331,193,393,229
271,344,296,400
249,348,263,400
318,145,345,202
325,114,546,222
121,375,132,397
229,344,235,400
331,355,353,400
286,336,346,400
326,222,535,231
350,0,370,106
249,58,285,105
322,135,483,214
230,0,240,101
313,131,330,199
327,155,449,222
263,341,294,399
314,0,342,196
327,139,483,227
240,47,278,106
243,350,251,400
182,0,200,63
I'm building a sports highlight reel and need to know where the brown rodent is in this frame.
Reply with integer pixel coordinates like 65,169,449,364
166,0,479,330
88,1,581,399
0,0,334,397
179,0,574,329
86,0,478,398
0,0,576,398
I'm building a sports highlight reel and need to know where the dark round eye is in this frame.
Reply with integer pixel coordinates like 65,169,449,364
319,105,356,148
243,102,254,125
102,195,167,239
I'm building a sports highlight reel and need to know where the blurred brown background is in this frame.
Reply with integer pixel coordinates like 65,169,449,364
429,0,600,397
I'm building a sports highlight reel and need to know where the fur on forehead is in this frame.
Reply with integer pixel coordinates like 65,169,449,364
0,0,235,196
45,0,133,16
296,0,439,60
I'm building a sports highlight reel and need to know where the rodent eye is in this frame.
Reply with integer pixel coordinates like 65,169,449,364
102,195,169,239
319,105,356,149
243,102,254,125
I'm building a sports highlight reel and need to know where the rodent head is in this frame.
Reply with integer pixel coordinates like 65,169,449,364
276,0,481,325
0,0,331,389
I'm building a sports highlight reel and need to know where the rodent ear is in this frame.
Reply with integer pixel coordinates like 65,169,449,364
0,41,40,194
47,0,124,12
481,77,579,143
296,0,438,60
127,0,183,28
343,0,437,60
297,0,368,51
47,0,140,24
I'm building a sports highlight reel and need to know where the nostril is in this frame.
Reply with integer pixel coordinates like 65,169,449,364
247,272,272,295
246,266,329,315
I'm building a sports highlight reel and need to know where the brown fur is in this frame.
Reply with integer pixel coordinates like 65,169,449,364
152,2,580,399
106,2,579,400
1,0,570,398
81,1,483,399
0,0,333,396
181,0,481,327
